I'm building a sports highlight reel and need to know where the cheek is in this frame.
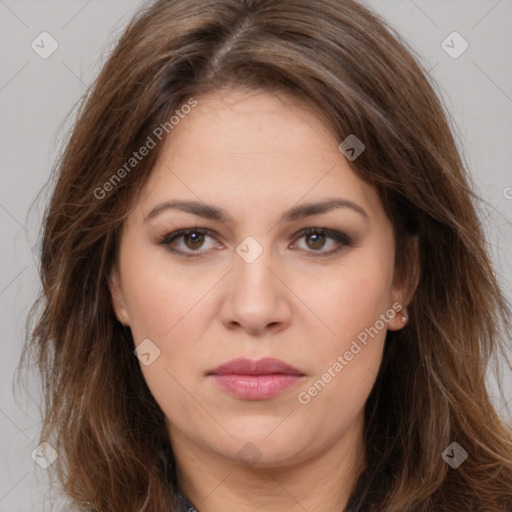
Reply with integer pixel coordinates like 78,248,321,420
122,263,203,423
293,254,392,409
120,247,200,341
119,250,212,392
296,253,394,347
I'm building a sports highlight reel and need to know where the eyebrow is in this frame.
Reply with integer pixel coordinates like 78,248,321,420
144,198,369,224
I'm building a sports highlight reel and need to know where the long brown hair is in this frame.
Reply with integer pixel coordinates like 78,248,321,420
21,0,512,510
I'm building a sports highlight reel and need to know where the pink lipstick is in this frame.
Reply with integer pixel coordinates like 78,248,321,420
207,357,305,400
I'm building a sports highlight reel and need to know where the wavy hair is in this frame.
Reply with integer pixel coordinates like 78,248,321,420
21,0,512,510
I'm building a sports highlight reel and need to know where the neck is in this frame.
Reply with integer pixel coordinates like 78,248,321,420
170,413,366,512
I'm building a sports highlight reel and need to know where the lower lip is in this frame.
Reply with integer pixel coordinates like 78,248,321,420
210,374,304,400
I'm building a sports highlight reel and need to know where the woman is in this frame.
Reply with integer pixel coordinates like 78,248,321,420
22,0,512,510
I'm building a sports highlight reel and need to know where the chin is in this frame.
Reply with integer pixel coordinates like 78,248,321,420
212,420,312,467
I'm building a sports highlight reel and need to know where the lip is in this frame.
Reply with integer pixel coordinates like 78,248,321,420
207,357,305,400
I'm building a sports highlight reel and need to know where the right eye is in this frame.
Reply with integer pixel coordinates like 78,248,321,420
159,227,221,257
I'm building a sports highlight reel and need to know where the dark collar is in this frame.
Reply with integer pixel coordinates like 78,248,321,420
175,489,199,511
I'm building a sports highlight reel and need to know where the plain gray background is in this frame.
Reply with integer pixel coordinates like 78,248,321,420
1,1,511,510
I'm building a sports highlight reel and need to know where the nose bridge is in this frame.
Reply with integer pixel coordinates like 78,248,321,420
233,234,278,298
220,234,292,334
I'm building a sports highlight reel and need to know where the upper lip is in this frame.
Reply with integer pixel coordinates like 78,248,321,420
208,357,304,376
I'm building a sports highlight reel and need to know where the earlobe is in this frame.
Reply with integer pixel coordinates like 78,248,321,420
108,266,130,326
387,303,409,331
388,236,420,331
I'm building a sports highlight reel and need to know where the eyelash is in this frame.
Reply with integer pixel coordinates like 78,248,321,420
158,226,352,258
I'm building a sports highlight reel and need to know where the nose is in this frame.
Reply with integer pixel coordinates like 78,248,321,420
219,240,293,336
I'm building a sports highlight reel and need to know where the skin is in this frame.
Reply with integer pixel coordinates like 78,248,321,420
109,88,418,512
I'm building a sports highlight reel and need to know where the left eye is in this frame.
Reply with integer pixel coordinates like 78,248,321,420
292,227,350,254
159,227,350,257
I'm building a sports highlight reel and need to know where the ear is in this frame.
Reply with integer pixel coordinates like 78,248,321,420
108,264,131,326
387,235,420,331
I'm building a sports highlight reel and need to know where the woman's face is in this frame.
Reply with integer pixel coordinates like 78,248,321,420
109,88,410,469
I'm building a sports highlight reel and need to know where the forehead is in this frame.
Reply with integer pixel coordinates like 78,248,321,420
136,89,382,223
160,89,339,170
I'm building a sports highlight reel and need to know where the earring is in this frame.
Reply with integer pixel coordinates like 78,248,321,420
401,307,409,324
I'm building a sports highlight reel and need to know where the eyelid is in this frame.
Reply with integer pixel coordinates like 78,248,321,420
294,227,351,246
159,227,219,257
158,226,352,258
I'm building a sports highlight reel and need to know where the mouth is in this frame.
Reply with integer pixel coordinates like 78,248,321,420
206,357,306,400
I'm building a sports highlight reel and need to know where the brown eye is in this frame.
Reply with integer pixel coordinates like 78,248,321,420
305,232,327,250
293,227,351,256
159,227,218,257
160,227,351,259
183,231,206,250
